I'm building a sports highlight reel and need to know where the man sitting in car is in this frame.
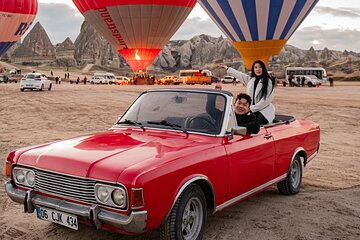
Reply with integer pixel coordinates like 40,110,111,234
234,93,260,135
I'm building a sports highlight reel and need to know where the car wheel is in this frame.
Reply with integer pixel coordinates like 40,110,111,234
48,83,52,91
20,88,24,92
159,184,207,240
307,82,313,87
277,155,302,195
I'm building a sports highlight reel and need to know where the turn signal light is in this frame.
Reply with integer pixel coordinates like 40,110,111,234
131,188,144,209
5,162,11,176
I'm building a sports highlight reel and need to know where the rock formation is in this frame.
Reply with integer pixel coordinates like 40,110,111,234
12,22,55,63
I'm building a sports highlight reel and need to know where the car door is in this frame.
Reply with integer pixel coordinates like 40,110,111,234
224,108,276,200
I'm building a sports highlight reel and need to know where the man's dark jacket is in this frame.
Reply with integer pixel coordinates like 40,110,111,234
236,113,260,135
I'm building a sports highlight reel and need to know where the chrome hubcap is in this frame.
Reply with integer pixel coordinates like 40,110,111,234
290,160,301,188
182,197,203,239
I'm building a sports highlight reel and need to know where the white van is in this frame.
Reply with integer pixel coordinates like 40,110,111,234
93,72,116,84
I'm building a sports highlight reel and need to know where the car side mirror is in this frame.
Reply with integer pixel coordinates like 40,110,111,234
227,126,247,140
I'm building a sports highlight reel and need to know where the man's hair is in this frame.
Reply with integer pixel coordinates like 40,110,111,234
236,93,252,106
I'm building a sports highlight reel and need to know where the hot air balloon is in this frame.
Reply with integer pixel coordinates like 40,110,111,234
198,0,319,69
0,0,38,56
72,0,196,71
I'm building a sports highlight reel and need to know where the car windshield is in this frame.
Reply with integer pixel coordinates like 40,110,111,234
24,74,38,79
118,91,227,135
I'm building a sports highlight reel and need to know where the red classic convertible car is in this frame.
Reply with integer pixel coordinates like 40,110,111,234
5,88,320,239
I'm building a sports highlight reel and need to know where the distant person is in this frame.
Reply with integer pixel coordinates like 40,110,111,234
67,73,70,79
51,71,53,77
288,74,294,87
233,93,260,135
232,77,237,86
219,60,276,125
55,76,59,84
282,79,287,87
329,77,334,87
296,76,301,87
64,73,67,79
58,77,61,84
83,76,87,84
76,77,80,84
301,76,306,87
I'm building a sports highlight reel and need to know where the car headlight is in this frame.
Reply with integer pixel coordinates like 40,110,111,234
13,167,35,187
94,183,127,209
112,189,125,206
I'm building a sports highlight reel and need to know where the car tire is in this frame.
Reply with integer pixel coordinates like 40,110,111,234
159,184,207,240
307,82,313,87
48,83,52,91
277,155,302,195
20,88,24,92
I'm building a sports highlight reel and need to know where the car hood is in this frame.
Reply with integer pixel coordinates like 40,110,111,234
15,128,220,182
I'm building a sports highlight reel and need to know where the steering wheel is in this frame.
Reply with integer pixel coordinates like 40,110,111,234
185,115,217,130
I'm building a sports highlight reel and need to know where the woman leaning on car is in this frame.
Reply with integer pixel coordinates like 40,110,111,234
219,60,275,125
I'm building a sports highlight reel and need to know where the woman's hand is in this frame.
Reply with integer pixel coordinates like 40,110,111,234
218,64,228,70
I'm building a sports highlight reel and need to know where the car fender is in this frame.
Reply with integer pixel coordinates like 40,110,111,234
165,174,216,220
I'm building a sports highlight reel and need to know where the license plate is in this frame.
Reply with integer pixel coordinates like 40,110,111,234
26,84,33,87
36,207,78,230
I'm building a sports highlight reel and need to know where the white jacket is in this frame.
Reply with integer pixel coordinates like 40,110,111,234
227,67,275,123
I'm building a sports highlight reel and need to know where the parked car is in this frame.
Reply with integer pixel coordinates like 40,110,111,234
5,89,320,239
20,73,52,91
93,72,115,84
114,76,131,85
9,68,19,75
89,76,108,84
221,75,240,84
290,75,321,87
0,74,8,83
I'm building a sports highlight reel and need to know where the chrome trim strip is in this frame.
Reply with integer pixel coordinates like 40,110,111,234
4,182,147,234
292,147,306,165
165,176,216,220
306,150,318,165
215,174,287,212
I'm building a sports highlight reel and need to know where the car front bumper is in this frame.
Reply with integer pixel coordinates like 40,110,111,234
5,181,147,234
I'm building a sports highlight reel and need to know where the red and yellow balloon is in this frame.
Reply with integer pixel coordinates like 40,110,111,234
72,0,196,71
0,0,38,56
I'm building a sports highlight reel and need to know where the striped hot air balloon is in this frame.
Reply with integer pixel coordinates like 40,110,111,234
0,0,38,56
72,0,196,71
198,0,319,69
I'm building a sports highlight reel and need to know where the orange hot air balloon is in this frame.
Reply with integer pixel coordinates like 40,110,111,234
198,0,319,69
0,0,38,56
72,0,196,71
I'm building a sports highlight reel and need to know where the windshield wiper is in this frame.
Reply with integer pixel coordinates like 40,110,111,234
117,119,145,131
147,120,188,135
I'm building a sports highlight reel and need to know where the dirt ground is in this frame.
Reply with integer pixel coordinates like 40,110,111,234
0,82,359,240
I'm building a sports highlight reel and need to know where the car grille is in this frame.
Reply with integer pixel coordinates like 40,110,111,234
34,169,97,204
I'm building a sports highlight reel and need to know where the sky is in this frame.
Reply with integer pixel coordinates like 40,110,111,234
32,0,360,52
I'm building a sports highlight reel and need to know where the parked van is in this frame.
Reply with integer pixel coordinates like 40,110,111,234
93,72,115,84
179,69,212,85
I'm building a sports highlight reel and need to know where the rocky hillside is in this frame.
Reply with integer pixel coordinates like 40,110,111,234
3,21,360,77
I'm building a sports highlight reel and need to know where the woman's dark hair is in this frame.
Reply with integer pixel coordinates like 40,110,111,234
250,60,275,99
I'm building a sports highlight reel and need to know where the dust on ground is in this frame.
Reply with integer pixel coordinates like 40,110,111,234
0,82,359,240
